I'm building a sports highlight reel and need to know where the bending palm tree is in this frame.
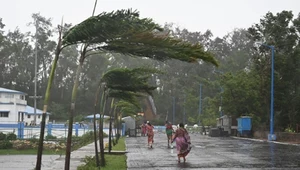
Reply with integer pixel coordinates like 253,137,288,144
38,9,218,170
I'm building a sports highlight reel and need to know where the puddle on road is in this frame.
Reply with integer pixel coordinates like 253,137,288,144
177,162,192,168
194,145,205,148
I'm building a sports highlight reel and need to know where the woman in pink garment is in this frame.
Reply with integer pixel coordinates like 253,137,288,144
140,122,147,136
146,121,154,148
172,123,191,163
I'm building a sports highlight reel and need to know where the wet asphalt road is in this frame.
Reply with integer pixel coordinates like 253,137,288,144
126,133,300,170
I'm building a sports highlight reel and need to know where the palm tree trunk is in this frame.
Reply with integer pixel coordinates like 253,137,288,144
93,84,102,167
117,113,122,143
65,1,99,168
64,52,85,170
99,91,106,166
36,25,63,170
113,106,117,145
108,98,114,153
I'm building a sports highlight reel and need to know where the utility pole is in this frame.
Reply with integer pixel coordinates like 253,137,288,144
198,84,202,125
183,94,186,125
172,97,175,124
29,20,42,125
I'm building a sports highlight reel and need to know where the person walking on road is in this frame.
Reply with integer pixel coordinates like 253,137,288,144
165,121,173,148
146,121,154,148
140,121,147,136
172,123,191,163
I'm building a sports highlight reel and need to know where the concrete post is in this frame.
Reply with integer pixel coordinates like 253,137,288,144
75,122,79,137
47,122,52,136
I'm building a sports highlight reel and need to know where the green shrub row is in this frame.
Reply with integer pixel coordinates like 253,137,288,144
0,132,17,141
0,141,13,149
0,131,106,150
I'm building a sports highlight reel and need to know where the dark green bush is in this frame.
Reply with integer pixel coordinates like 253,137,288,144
28,138,39,144
45,135,57,140
0,132,6,140
6,133,17,140
72,131,108,151
0,141,13,149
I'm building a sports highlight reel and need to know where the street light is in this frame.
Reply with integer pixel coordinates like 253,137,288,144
214,70,224,117
254,41,276,141
172,96,175,124
198,84,202,125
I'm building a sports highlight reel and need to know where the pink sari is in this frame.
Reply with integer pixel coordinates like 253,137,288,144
146,125,154,144
141,124,146,136
173,127,191,157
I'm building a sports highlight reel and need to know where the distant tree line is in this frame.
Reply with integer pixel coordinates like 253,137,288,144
1,10,300,132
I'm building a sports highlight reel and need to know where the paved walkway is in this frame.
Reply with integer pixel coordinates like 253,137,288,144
126,133,300,170
0,139,110,170
2,134,300,170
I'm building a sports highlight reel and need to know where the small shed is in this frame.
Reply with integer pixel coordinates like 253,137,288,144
122,116,135,130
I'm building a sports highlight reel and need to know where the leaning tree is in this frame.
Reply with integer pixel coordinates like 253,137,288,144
36,9,218,170
92,67,159,166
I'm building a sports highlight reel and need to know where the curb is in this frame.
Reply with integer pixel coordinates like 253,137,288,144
231,136,300,146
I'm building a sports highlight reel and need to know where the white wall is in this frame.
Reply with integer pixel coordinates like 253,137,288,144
0,93,27,124
24,114,49,126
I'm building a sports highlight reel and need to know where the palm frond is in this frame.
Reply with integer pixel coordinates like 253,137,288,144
62,9,162,45
102,31,218,65
108,90,144,108
115,100,140,116
63,8,218,66
102,67,158,95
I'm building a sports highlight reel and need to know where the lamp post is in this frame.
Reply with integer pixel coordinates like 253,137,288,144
254,42,276,141
219,87,223,117
172,97,175,124
214,70,224,117
183,94,186,125
198,84,202,125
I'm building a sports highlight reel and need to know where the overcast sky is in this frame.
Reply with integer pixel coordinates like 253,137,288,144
1,0,300,38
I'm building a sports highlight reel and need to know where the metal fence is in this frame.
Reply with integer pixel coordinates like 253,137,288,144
0,122,91,139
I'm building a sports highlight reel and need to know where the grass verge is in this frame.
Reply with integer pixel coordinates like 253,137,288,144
78,137,127,170
0,148,64,155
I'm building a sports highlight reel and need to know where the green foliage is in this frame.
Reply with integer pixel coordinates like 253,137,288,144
115,100,140,117
0,148,61,155
45,135,57,140
0,141,13,149
6,133,17,140
248,113,262,131
63,9,217,66
74,114,85,122
0,132,6,140
78,155,127,170
102,67,159,95
63,9,162,45
111,137,125,151
77,137,126,170
27,138,39,144
284,126,295,133
72,131,107,150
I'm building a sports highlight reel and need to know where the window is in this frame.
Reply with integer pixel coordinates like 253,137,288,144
38,115,40,119
0,112,9,117
27,115,31,119
5,94,13,98
20,95,25,100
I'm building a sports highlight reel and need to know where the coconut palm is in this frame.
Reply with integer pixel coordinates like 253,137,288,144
37,9,218,170
93,67,158,166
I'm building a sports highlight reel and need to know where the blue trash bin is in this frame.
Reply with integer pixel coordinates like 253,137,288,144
237,116,252,137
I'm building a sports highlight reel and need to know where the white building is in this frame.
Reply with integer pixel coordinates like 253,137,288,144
0,87,50,125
